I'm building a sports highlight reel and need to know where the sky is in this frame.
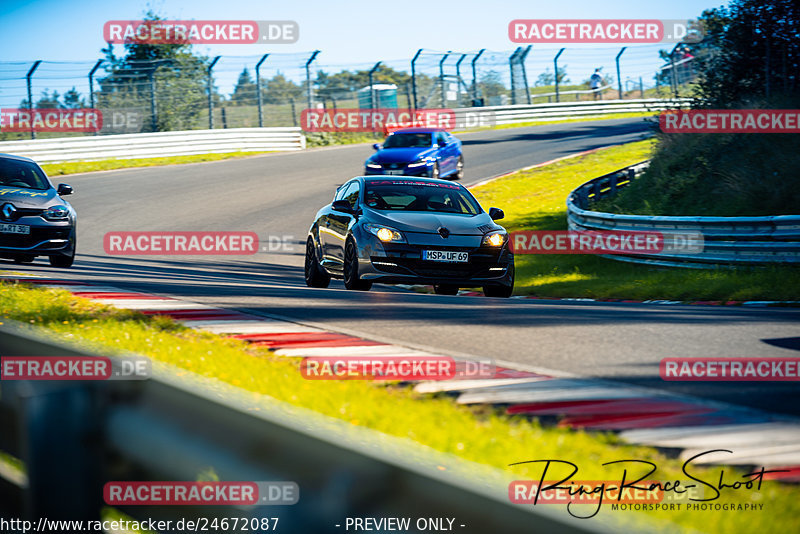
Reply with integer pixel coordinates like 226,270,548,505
0,0,721,107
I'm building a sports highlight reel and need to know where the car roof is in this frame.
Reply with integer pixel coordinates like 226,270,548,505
356,176,465,187
0,153,37,163
388,128,447,134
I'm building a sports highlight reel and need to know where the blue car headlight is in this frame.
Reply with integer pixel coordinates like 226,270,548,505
366,161,382,169
42,205,69,221
406,158,429,168
364,223,406,243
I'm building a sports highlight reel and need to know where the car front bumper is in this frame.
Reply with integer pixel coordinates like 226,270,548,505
355,233,514,287
0,218,75,258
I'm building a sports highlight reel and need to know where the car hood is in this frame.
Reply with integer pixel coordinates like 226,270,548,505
0,186,56,208
371,147,436,164
365,210,498,236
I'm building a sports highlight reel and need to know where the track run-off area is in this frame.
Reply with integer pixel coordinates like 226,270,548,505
3,117,799,416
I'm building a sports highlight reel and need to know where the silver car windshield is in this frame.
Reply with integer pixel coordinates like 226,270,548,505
0,159,50,190
364,181,480,215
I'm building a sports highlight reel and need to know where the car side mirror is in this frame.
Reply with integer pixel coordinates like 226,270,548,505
372,143,381,150
57,183,73,196
489,207,504,220
332,200,354,213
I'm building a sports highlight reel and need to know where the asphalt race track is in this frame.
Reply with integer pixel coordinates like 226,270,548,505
4,117,799,416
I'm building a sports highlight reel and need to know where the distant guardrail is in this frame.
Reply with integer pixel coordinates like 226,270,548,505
0,320,618,534
453,98,690,126
566,162,800,267
0,127,306,163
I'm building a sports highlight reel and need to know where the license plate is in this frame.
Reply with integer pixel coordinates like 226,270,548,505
0,223,30,235
422,250,468,262
385,170,404,175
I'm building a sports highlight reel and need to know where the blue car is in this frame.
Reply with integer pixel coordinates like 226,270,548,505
364,128,464,180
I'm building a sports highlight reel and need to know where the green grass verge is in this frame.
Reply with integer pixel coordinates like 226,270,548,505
0,280,798,532
40,151,277,177
469,140,800,301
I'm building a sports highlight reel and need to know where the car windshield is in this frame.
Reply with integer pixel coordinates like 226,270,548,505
382,133,432,149
0,159,50,190
364,180,481,215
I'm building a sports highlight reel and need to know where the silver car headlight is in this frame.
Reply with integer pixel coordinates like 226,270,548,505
364,223,406,243
366,162,382,169
406,159,428,168
482,231,506,247
42,205,69,221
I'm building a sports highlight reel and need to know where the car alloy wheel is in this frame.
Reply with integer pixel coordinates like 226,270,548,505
343,240,372,291
430,162,440,180
454,156,464,180
305,238,330,288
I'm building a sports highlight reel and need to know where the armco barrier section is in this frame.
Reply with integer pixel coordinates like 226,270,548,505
453,98,691,126
0,127,306,163
0,321,618,534
566,162,800,267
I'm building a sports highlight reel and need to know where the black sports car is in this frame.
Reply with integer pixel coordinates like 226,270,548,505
305,176,514,297
0,153,76,267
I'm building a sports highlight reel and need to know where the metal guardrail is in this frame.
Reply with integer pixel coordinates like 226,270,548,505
0,320,621,534
453,98,691,126
566,162,800,267
0,127,306,163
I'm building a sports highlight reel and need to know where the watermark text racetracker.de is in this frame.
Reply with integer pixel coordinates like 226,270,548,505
510,230,704,255
1,356,150,380
660,110,800,133
661,357,800,381
509,19,704,44
301,356,495,381
0,108,102,133
301,108,497,132
2,517,280,534
103,20,298,44
104,481,297,506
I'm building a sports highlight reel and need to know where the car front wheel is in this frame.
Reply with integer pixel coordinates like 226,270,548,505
430,162,440,180
343,240,372,291
305,237,330,288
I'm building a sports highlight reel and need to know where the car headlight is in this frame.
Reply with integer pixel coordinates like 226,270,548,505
42,205,69,221
406,159,428,168
482,231,506,247
366,162,382,169
364,223,406,243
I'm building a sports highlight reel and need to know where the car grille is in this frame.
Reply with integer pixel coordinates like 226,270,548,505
0,227,70,249
371,248,505,279
382,163,405,170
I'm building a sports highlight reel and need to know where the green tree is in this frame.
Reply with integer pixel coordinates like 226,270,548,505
261,73,302,104
63,87,86,109
694,0,800,107
230,68,257,106
96,10,215,131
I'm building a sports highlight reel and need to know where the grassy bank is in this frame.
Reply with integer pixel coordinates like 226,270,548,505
1,280,797,533
41,151,276,176
469,140,800,300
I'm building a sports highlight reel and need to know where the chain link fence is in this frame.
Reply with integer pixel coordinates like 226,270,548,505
0,44,697,140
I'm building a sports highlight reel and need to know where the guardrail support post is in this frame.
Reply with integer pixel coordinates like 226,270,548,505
470,49,485,105
368,62,382,132
305,50,320,111
615,47,626,99
410,49,422,110
455,54,468,105
207,56,221,129
439,52,451,107
520,45,532,104
20,383,102,521
508,48,520,105
87,59,104,135
255,54,269,127
26,61,42,139
554,48,565,103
